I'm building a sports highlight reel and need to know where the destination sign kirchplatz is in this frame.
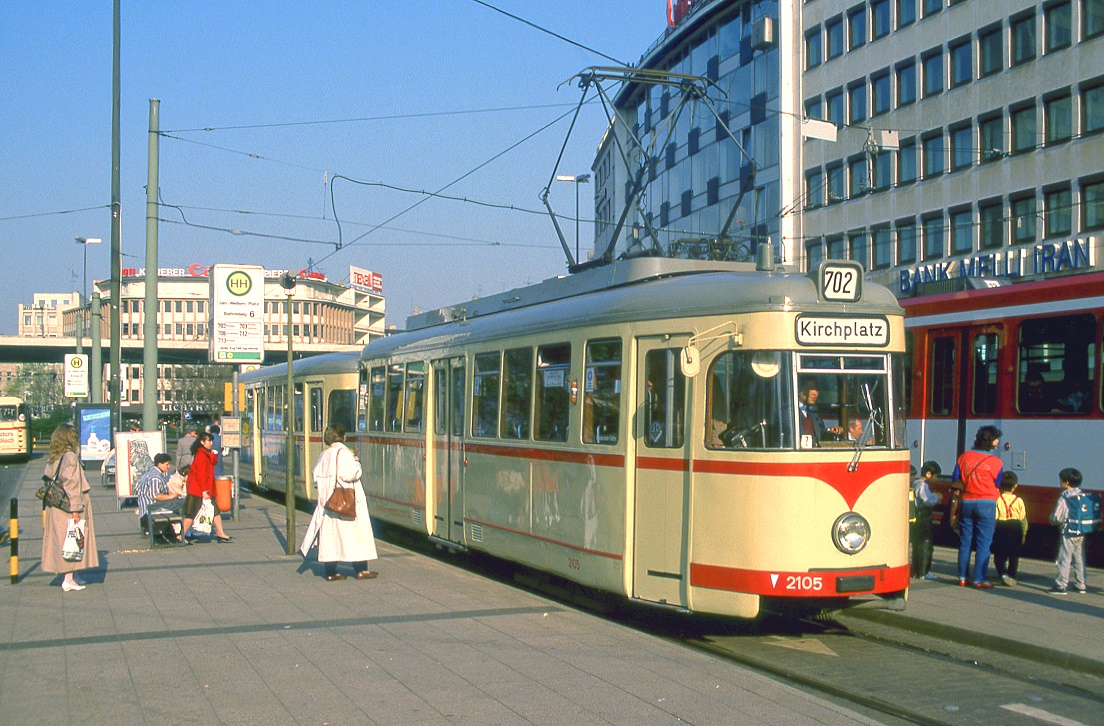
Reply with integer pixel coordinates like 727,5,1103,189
209,264,265,363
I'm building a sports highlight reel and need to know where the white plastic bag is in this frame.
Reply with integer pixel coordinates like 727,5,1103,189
193,499,214,535
62,519,85,562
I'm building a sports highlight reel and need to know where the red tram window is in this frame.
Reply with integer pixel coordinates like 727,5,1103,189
929,336,956,415
970,332,1000,415
1017,314,1096,414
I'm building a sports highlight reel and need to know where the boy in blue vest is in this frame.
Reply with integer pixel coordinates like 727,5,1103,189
1048,468,1088,595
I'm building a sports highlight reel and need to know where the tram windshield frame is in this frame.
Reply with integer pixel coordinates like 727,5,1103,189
706,351,902,451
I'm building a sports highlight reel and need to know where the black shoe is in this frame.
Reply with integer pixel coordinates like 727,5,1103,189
215,535,234,543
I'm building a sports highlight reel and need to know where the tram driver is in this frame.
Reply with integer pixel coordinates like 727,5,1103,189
798,377,843,445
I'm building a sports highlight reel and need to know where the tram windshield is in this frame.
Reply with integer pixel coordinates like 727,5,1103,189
707,351,898,450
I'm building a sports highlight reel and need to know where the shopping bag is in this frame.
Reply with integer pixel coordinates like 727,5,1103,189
62,519,85,562
193,499,214,535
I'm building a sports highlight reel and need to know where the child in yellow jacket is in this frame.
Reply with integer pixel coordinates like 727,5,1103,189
991,471,1028,586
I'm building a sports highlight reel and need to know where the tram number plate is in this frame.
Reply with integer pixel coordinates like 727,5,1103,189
820,262,861,302
783,575,824,592
567,557,581,571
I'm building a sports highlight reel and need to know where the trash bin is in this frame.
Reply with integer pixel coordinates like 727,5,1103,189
214,476,233,513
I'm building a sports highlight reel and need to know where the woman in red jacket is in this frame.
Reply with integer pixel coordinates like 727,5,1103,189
178,432,233,544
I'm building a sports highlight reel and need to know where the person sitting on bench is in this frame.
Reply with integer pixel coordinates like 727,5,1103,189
134,454,184,543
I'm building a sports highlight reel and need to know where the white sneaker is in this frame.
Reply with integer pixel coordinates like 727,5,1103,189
1001,575,1016,587
61,580,85,592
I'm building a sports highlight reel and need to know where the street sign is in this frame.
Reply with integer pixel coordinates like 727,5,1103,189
209,264,265,364
64,354,89,398
221,415,242,448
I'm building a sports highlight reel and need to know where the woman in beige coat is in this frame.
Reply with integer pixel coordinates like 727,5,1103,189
41,423,99,591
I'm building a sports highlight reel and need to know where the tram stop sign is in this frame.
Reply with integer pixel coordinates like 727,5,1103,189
209,264,265,364
64,353,90,398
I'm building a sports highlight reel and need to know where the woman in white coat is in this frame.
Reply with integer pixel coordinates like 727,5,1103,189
300,424,378,581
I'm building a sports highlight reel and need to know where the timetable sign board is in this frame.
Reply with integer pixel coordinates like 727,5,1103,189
210,264,265,364
64,354,89,398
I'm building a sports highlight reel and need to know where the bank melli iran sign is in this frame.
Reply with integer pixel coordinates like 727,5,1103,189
795,316,889,346
209,264,265,363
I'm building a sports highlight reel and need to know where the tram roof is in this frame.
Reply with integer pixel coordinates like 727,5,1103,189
366,258,903,362
238,350,360,385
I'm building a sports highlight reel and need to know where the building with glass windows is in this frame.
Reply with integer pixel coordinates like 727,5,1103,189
592,0,1104,294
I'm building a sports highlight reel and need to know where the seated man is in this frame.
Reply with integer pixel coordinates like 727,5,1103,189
798,377,843,445
134,453,184,542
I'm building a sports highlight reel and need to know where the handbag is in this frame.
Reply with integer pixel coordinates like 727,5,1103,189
323,448,357,519
62,519,85,562
193,499,214,535
36,466,71,512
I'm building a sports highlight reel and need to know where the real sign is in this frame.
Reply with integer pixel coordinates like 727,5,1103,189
795,316,889,347
210,264,265,363
64,354,89,398
349,265,383,293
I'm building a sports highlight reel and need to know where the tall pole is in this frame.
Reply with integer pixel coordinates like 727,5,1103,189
574,181,580,263
143,99,160,431
109,0,122,435
90,292,102,403
285,289,296,554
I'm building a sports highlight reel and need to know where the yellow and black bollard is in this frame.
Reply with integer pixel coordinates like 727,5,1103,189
9,498,17,584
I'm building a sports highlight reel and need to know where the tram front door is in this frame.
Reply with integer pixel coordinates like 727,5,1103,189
632,336,690,608
432,357,466,544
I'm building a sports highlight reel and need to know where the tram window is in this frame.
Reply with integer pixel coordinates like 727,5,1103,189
386,364,404,432
643,349,685,449
535,343,571,442
309,387,324,433
434,366,447,435
501,348,533,440
273,385,284,430
472,353,501,438
357,368,368,431
404,363,425,432
971,333,1000,415
892,355,909,449
294,383,304,433
328,389,356,433
929,337,956,415
796,355,893,449
368,366,386,431
707,351,795,450
583,339,621,445
1018,314,1095,414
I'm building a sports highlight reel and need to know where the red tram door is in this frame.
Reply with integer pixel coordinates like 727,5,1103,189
632,336,690,607
432,357,466,544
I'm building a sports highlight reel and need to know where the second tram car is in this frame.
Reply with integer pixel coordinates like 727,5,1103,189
245,258,911,618
902,270,1104,563
0,396,33,461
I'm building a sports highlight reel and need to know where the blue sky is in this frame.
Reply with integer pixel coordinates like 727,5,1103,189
0,1,668,335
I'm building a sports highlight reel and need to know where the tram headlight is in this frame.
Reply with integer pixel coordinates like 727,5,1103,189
832,512,870,554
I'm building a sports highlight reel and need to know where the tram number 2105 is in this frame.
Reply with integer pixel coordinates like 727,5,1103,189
783,575,824,592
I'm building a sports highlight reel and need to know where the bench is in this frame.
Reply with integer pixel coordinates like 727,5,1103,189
144,506,184,548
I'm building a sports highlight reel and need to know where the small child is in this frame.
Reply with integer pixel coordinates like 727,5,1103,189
992,472,1028,586
911,461,942,580
167,464,189,499
1048,468,1087,595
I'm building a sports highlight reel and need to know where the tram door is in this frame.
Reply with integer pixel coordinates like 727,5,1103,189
303,383,325,500
432,357,466,544
632,336,690,607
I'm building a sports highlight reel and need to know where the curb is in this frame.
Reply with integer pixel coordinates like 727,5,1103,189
838,609,1104,678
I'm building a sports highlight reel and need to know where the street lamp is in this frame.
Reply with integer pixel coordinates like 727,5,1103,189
555,173,591,263
74,237,101,359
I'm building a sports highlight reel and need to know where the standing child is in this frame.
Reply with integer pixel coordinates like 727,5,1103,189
911,461,942,580
1048,468,1088,595
992,472,1028,586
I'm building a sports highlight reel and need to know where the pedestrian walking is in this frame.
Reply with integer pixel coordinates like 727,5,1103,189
952,425,1003,589
1048,468,1089,595
911,461,941,580
41,423,99,592
300,424,379,581
178,432,233,544
992,472,1028,586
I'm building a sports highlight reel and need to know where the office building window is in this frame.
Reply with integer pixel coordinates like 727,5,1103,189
1087,0,1104,39
1044,186,1072,237
197,301,205,314
872,72,891,115
163,324,170,336
950,208,973,254
979,24,1003,76
923,0,942,17
872,0,891,38
806,170,824,208
121,300,128,313
122,323,129,336
873,150,893,189
1045,92,1072,143
806,97,824,120
827,163,845,202
979,113,1004,160
949,38,971,87
848,82,867,123
1045,1,1072,52
1083,179,1104,230
922,50,943,97
922,132,944,178
806,238,824,268
1011,12,1036,65
896,219,917,263
826,236,845,260
872,225,892,268
848,6,867,49
897,61,917,106
826,16,844,59
1083,82,1104,135
826,89,844,125
1012,195,1037,242
849,155,868,197
175,301,182,313
806,29,822,69
898,137,917,184
951,124,973,169
1010,103,1037,153
849,230,869,268
980,201,1004,249
922,214,945,260
186,323,194,337
175,324,184,336
163,301,171,313
898,0,916,27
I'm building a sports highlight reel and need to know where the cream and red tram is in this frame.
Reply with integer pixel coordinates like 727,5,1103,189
355,257,910,618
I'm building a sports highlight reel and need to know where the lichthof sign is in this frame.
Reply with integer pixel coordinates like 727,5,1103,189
64,353,89,398
209,264,265,364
